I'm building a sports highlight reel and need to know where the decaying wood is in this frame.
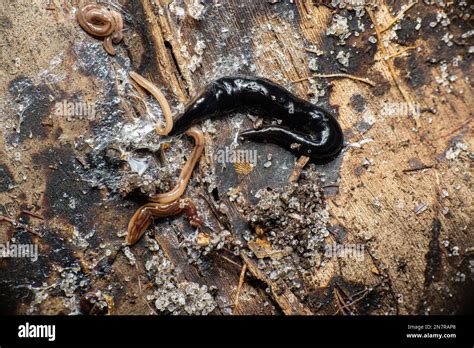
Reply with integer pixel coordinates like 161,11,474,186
0,0,472,315
241,252,313,315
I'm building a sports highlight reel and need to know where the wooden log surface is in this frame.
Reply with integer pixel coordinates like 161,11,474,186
0,0,472,315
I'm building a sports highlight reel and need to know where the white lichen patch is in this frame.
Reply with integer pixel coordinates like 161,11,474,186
187,0,206,20
122,246,136,266
144,252,216,315
188,39,207,72
336,50,351,67
27,264,85,315
445,141,469,160
243,166,332,298
330,0,366,17
434,60,460,94
181,228,232,265
326,14,351,44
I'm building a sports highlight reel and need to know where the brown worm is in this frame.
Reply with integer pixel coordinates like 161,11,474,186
76,4,123,55
110,10,123,43
103,10,123,55
149,127,204,204
129,71,173,136
126,197,203,245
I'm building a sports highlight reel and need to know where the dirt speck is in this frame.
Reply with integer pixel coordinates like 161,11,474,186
350,94,367,113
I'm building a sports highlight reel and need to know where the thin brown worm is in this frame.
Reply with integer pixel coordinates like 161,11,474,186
126,197,203,245
149,127,204,204
104,11,123,55
76,4,123,56
129,71,173,136
110,11,123,43
103,36,115,55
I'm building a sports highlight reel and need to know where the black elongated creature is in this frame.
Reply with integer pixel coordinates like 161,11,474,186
170,76,344,161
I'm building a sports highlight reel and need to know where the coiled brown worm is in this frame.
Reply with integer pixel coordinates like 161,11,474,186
76,4,123,55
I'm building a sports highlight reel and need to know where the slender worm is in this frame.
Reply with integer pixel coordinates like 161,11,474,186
76,4,123,55
149,127,204,204
170,76,344,161
126,197,203,245
129,71,173,136
110,10,123,43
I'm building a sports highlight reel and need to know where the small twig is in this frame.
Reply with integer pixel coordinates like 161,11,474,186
385,45,420,60
136,263,157,315
440,118,472,139
304,47,323,55
380,2,417,34
218,253,242,268
240,252,313,315
21,210,44,220
0,216,16,224
322,184,340,189
333,287,347,315
402,165,434,173
0,216,42,237
233,264,247,313
288,155,310,183
341,289,370,310
366,6,415,126
293,74,375,87
333,286,370,314
347,287,370,301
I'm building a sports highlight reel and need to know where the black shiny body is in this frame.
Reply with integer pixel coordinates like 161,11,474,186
170,76,344,161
